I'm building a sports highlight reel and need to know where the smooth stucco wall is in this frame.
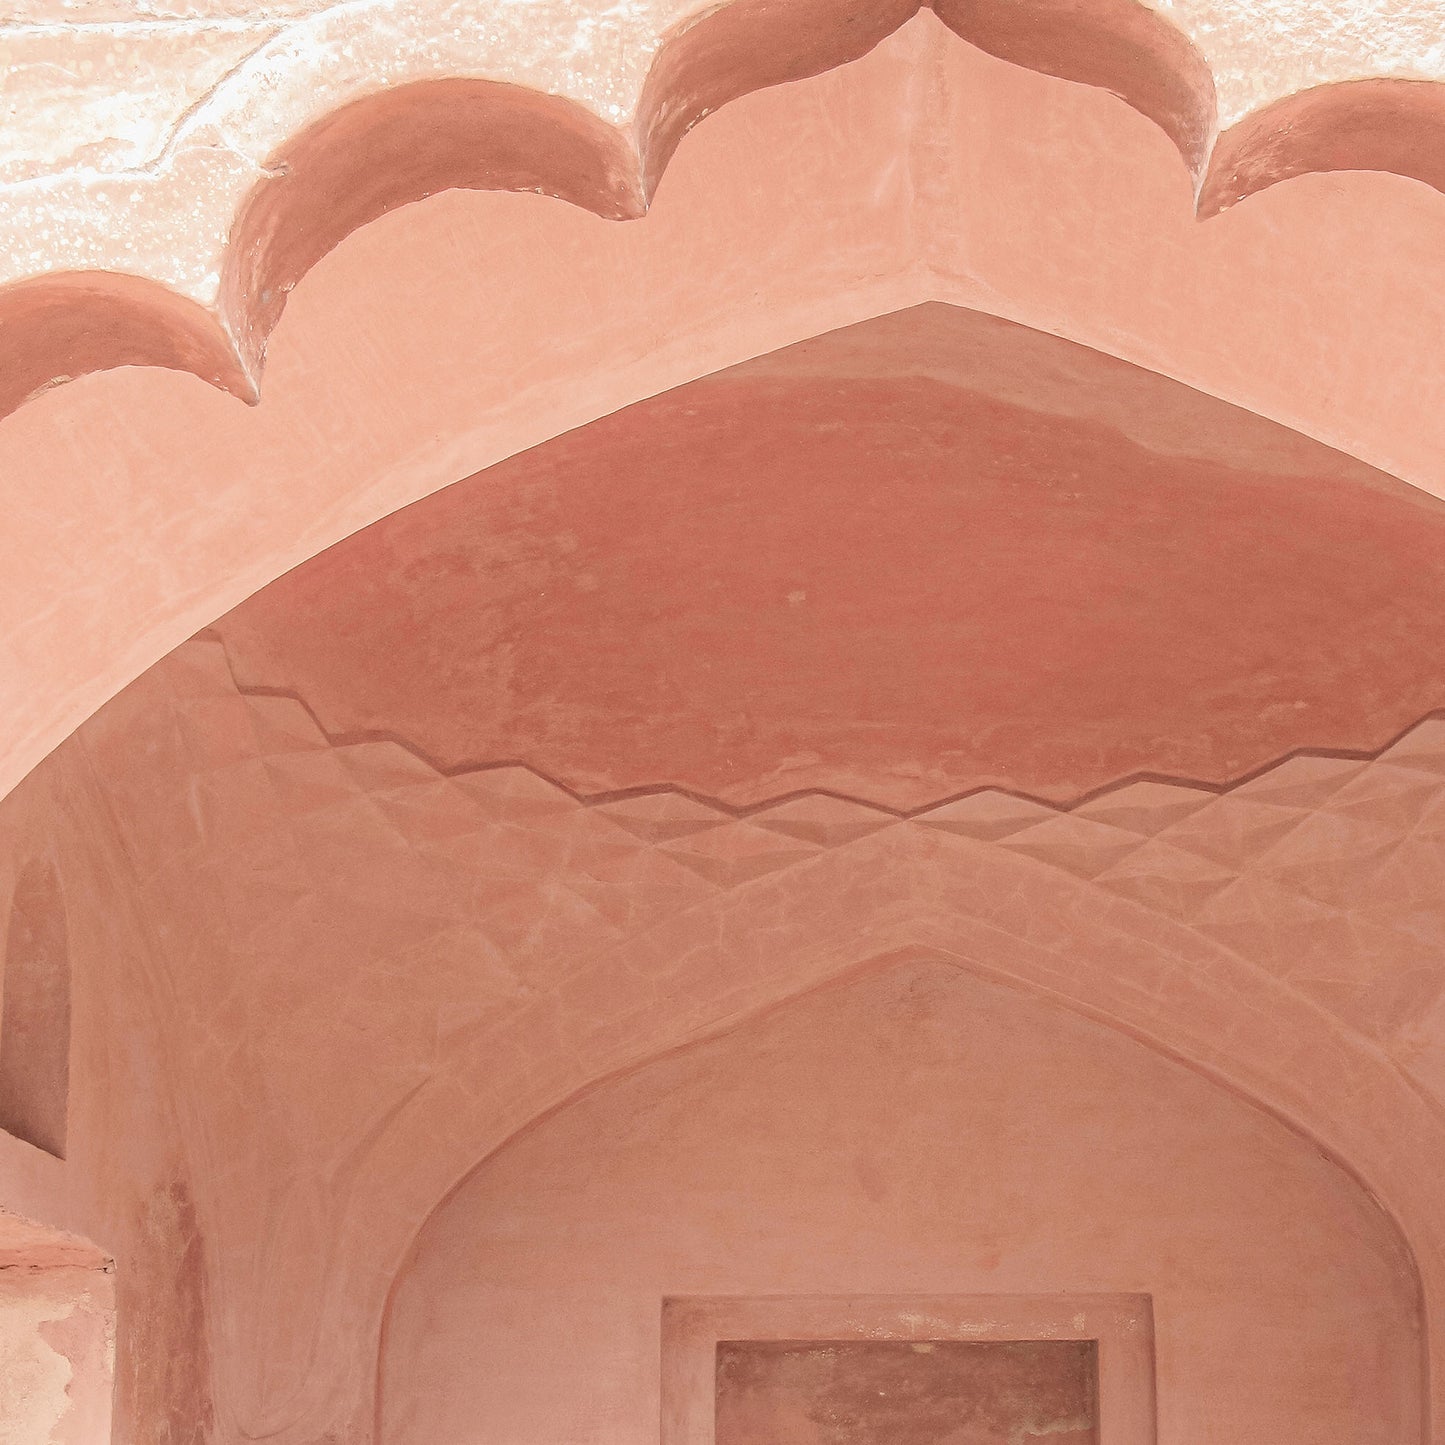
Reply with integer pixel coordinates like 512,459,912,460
381,960,1422,1445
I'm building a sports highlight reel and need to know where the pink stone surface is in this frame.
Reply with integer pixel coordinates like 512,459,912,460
0,1259,113,1445
664,1295,1151,1445
1,23,1445,1445
0,859,72,1160
0,738,214,1443
713,1340,1098,1445
4,0,1445,396
0,620,1438,1441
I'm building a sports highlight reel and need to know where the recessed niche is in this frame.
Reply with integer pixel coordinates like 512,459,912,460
716,1338,1098,1445
0,859,71,1158
662,1295,1153,1445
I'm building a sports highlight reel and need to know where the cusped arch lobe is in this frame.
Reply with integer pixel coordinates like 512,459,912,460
1200,78,1445,216
0,272,252,420
933,0,1216,177
223,79,646,373
635,0,922,197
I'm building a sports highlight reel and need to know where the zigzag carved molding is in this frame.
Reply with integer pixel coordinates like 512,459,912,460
5,0,1445,420
93,627,1445,1445
198,630,1445,844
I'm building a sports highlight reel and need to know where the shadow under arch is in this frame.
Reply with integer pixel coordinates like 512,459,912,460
0,856,71,1160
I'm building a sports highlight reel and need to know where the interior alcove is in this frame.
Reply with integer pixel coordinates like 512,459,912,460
0,858,70,1159
5,297,1445,1445
378,959,1422,1445
713,1338,1099,1445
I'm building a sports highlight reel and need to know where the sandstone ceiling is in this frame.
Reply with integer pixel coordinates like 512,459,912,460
37,621,1445,1445
215,303,1445,805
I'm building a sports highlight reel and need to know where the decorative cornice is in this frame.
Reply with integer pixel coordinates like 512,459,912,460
202,630,1445,838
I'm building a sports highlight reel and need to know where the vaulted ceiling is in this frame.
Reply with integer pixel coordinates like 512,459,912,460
217,304,1445,805
6,8,1445,1445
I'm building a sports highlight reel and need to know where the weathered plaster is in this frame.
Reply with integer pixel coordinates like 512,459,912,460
0,1216,112,1445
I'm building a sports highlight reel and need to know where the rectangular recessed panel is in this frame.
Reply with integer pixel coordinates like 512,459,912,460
715,1338,1098,1445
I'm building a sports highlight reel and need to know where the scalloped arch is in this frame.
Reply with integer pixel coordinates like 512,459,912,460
1199,77,1445,217
10,18,1445,889
0,272,253,423
7,0,1445,417
223,79,646,374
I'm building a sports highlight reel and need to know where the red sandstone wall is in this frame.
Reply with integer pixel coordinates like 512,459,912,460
0,747,212,1444
380,962,1421,1445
